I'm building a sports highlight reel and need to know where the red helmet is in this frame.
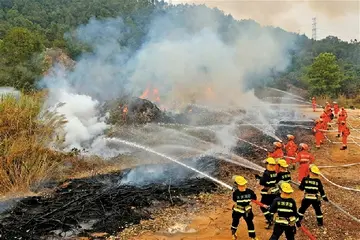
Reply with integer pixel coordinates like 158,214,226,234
299,143,309,150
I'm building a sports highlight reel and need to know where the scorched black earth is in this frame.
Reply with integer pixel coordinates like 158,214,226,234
0,158,220,240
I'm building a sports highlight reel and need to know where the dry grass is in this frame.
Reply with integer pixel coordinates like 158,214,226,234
316,95,360,109
0,91,78,194
0,91,148,195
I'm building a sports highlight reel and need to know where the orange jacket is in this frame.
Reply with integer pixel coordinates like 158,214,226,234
268,148,284,159
340,126,350,136
285,140,297,155
337,115,346,124
340,110,348,119
295,150,315,164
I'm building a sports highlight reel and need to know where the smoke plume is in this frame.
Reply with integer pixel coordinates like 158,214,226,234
40,5,297,154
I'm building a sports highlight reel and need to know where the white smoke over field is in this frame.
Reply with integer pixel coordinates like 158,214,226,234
40,5,298,154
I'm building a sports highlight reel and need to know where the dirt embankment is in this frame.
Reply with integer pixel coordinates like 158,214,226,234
122,109,360,240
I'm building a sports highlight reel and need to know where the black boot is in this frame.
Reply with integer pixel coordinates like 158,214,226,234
317,218,324,227
340,146,347,150
337,134,340,138
265,216,273,229
231,229,237,240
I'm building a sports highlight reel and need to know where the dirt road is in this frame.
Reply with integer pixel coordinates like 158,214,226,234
122,109,360,240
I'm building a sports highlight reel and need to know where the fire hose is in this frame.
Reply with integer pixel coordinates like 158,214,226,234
291,181,360,224
251,200,317,240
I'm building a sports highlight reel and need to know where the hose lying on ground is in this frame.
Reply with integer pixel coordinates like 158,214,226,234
291,181,360,224
319,173,360,193
318,162,360,168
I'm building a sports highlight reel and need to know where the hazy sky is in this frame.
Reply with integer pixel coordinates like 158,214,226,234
171,0,360,42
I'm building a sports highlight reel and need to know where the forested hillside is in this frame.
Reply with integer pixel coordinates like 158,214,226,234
0,0,359,99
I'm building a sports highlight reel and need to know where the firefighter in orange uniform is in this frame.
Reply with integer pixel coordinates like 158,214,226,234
320,111,329,130
122,105,128,122
337,113,346,138
340,107,348,119
284,135,297,167
333,102,339,117
339,121,350,150
318,118,325,144
313,120,323,149
268,142,284,173
294,143,315,183
312,97,316,112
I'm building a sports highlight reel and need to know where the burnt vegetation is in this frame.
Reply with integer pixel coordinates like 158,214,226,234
0,158,219,240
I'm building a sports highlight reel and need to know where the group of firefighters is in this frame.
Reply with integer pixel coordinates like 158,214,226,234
230,99,345,240
231,141,327,240
312,98,350,150
231,135,326,240
230,99,354,239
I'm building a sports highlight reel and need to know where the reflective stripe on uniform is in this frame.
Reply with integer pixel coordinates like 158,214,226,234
266,180,277,184
248,230,255,233
233,205,252,213
316,215,323,218
300,159,309,163
275,216,297,225
278,208,293,212
305,186,318,190
304,193,318,200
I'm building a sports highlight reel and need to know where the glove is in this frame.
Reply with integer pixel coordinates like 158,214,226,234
323,196,329,202
292,226,297,234
255,174,261,180
296,221,301,228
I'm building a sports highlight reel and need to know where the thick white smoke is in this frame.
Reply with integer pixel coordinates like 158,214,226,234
40,5,297,155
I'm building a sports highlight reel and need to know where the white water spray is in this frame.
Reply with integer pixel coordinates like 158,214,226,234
267,87,305,100
106,138,233,190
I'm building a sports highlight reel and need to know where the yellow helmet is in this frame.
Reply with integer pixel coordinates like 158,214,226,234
310,164,320,175
266,157,276,165
280,182,294,193
277,159,289,168
234,176,247,186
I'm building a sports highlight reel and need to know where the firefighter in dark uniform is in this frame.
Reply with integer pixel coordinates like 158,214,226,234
231,176,258,240
255,157,278,229
298,164,328,226
269,182,301,240
276,159,291,184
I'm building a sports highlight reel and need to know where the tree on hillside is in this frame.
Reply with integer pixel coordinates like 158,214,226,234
0,27,45,90
0,27,44,65
307,52,343,97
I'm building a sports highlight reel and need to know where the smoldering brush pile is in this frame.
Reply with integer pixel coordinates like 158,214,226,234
0,163,218,240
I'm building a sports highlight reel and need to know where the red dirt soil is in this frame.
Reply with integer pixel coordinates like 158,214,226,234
129,108,360,240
